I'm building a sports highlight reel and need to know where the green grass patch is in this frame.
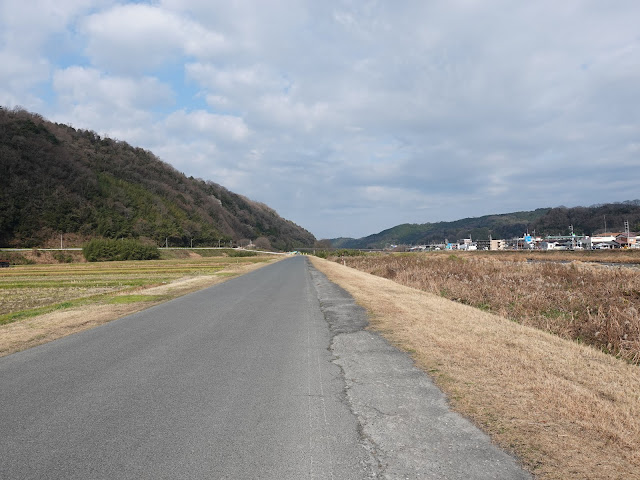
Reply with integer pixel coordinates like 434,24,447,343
0,289,145,325
0,298,90,325
541,308,569,319
476,302,492,312
0,278,161,289
108,295,168,304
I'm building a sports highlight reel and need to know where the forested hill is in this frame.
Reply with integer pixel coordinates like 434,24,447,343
0,108,315,250
331,203,640,249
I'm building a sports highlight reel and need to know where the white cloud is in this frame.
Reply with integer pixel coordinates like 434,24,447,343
0,50,49,97
0,0,109,49
49,67,172,142
186,63,283,91
2,0,640,238
163,110,249,143
81,3,227,73
254,95,331,132
0,0,113,109
205,95,231,109
53,67,173,109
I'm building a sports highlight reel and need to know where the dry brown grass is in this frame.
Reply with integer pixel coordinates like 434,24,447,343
310,256,640,480
473,249,640,264
337,252,640,364
0,258,274,357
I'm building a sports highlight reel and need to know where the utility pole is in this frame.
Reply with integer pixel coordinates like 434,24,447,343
624,220,630,246
165,237,168,248
60,234,63,250
569,225,575,250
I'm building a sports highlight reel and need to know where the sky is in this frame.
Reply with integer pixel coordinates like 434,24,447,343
1,1,639,239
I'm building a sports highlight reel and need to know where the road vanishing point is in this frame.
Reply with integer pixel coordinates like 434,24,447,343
1,256,531,479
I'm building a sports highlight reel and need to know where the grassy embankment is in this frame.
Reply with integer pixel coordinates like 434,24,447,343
339,251,640,363
310,253,640,480
0,252,274,356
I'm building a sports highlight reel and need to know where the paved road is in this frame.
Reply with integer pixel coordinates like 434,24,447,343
1,256,530,479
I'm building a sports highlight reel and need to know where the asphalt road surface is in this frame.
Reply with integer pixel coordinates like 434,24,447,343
0,256,531,479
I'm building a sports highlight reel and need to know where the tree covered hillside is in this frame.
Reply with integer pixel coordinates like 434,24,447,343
331,209,551,248
331,203,640,249
0,108,315,250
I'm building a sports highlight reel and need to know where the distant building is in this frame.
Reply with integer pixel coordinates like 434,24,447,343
615,233,637,248
456,238,476,250
490,239,505,251
583,233,617,249
476,239,505,251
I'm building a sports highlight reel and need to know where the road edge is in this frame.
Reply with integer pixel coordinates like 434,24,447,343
308,258,532,479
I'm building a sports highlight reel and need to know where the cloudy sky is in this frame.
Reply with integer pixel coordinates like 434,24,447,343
2,1,639,239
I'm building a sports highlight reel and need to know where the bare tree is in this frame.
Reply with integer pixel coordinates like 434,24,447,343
254,236,272,250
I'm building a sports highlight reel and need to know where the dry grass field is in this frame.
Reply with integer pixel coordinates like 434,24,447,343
337,252,640,364
474,249,640,264
0,255,276,356
310,256,640,480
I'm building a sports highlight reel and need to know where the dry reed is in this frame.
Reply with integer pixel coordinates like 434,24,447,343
337,253,640,364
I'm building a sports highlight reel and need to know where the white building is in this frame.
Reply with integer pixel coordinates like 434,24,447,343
458,241,477,251
583,234,618,250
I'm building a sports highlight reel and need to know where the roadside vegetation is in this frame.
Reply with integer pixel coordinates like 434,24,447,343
82,238,160,261
312,248,366,259
333,251,640,364
311,256,640,480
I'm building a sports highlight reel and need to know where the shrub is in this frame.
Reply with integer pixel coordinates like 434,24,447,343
53,252,74,263
83,238,159,262
227,249,257,257
0,253,35,265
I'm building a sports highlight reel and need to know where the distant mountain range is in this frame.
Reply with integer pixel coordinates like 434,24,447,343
0,107,315,250
329,203,640,249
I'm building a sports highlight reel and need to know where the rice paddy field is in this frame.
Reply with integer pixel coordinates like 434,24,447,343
0,253,275,355
0,255,269,324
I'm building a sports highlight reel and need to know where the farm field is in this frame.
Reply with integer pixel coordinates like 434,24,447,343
0,254,276,356
311,256,640,480
336,251,640,363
